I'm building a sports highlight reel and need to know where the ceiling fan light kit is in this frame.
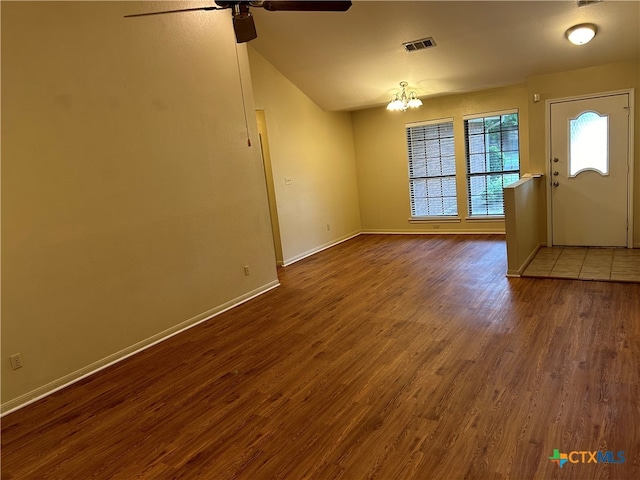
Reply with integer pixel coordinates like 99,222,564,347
387,81,423,112
231,3,257,43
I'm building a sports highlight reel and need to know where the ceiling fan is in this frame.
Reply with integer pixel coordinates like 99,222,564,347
125,1,353,44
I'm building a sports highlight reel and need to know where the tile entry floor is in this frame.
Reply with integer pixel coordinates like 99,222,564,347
522,246,640,283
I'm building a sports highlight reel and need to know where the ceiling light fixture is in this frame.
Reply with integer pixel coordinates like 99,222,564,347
387,81,423,111
565,23,598,45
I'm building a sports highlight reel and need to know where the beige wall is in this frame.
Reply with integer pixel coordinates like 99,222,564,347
527,60,640,244
1,2,278,410
248,47,361,265
352,60,639,243
352,84,530,233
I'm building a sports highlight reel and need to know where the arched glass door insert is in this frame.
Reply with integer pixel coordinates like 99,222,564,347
569,111,608,177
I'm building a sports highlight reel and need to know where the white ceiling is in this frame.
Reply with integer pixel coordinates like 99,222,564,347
248,0,640,111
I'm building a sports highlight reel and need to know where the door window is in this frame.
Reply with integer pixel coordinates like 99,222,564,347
569,111,608,177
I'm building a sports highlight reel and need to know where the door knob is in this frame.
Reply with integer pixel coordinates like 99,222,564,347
553,157,559,163
553,171,559,176
553,181,559,187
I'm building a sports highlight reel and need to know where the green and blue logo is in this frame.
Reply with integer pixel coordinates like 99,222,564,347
549,449,568,468
549,448,625,468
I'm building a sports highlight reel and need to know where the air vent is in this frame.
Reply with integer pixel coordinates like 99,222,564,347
577,0,602,6
403,37,436,52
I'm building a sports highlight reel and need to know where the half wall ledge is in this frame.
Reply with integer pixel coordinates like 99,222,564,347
504,174,546,276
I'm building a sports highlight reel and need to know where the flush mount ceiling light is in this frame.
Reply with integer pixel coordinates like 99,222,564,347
387,81,423,112
566,23,598,45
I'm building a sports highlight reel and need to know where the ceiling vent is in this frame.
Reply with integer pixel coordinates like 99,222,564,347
577,0,602,6
403,37,436,52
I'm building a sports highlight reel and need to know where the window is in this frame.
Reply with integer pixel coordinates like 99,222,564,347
406,119,457,218
569,111,608,177
464,111,520,216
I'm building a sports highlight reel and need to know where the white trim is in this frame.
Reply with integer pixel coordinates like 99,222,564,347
546,96,553,247
409,217,461,224
546,89,635,248
544,90,636,106
626,90,635,248
405,116,454,128
361,230,505,235
463,108,518,120
281,231,360,267
465,216,505,221
1,280,280,416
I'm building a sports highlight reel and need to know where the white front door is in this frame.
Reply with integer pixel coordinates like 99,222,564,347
550,93,631,247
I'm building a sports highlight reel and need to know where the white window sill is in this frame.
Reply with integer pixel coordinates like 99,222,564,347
465,216,505,221
409,217,462,224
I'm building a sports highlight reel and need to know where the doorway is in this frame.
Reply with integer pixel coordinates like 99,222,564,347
548,91,633,247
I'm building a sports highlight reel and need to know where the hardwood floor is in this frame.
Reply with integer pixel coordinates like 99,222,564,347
2,234,639,479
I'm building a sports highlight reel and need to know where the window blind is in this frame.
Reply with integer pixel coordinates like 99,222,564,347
406,119,457,218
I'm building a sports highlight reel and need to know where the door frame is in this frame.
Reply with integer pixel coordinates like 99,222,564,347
545,89,635,248
256,110,284,266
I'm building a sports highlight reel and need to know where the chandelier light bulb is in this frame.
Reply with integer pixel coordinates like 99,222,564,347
407,92,423,109
387,94,405,111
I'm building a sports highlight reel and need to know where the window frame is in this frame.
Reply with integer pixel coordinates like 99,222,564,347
405,118,459,221
463,109,521,218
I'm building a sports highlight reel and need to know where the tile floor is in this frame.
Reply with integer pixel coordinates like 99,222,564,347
522,246,640,283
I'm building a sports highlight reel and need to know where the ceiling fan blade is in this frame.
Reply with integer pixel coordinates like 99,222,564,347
124,6,222,18
261,1,352,12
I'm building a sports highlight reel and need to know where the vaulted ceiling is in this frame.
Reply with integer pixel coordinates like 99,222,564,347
248,1,640,111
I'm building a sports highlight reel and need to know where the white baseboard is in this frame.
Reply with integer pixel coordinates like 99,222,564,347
1,280,280,416
282,231,361,266
361,230,506,235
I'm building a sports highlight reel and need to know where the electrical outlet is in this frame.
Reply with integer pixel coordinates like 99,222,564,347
244,265,250,276
10,353,23,370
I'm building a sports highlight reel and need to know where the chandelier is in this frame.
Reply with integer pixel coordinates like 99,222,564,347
386,81,423,111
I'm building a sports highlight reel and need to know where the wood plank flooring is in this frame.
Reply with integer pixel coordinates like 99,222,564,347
2,234,639,479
